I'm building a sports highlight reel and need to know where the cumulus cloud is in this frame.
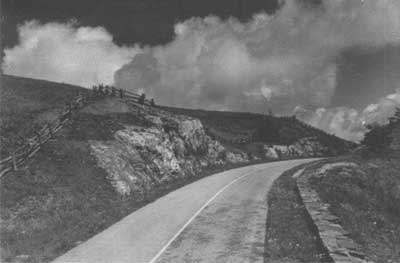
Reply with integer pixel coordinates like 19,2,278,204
115,0,400,114
296,89,400,142
2,0,400,141
2,21,138,87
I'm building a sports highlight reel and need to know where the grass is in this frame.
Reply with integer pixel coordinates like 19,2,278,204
161,105,355,155
309,149,400,263
0,74,86,156
0,112,130,262
264,163,332,263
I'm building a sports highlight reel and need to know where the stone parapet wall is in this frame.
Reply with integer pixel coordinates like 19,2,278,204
296,169,374,263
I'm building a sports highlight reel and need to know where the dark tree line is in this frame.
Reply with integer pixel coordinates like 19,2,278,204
363,108,400,150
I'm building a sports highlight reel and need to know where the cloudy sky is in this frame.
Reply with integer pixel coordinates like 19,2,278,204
2,0,400,141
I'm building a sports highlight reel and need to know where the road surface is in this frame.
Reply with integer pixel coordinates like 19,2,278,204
52,159,318,263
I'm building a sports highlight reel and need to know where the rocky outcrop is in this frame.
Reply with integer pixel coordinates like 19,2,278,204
89,110,249,196
86,100,346,197
263,137,329,160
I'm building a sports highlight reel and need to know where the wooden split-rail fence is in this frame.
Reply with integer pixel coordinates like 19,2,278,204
0,86,155,178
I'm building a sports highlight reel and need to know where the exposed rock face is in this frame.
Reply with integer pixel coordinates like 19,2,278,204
263,137,329,160
87,103,345,196
89,111,249,196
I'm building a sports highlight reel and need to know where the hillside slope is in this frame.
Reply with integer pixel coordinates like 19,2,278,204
0,75,354,262
162,106,355,158
0,74,87,156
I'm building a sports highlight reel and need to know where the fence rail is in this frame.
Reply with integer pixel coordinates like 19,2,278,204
0,85,154,179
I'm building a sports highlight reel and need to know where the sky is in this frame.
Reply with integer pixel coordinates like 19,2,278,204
2,0,400,142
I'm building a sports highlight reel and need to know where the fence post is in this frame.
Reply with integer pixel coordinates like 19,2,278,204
68,103,72,118
48,124,53,138
120,89,124,98
82,94,86,105
12,151,18,171
92,86,97,99
36,131,42,146
78,92,83,107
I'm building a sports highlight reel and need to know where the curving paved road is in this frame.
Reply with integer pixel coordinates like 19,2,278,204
52,159,319,263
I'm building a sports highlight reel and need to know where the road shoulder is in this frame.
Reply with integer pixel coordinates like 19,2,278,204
264,163,332,263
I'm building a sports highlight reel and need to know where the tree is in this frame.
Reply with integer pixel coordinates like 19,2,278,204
363,123,391,151
389,107,400,125
138,94,146,105
362,108,400,151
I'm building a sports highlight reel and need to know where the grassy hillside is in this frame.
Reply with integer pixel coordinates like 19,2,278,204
0,74,87,156
0,74,354,159
161,106,355,155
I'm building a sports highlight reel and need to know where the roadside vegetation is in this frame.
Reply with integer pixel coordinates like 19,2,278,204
310,151,400,263
308,109,400,263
